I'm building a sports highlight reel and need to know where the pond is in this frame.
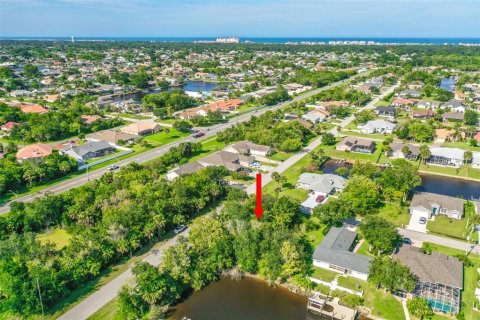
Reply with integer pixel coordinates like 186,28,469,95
169,277,319,320
320,159,480,200
439,77,456,92
105,81,219,103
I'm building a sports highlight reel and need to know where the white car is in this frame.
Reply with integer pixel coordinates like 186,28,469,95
173,225,187,234
108,165,119,171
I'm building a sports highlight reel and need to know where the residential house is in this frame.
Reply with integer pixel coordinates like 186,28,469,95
435,129,465,142
442,99,466,113
410,192,465,220
394,245,463,314
416,100,440,109
1,121,19,133
224,140,273,157
16,143,53,162
20,104,48,114
400,89,422,98
336,137,375,154
427,147,465,167
86,130,139,146
120,122,161,136
374,106,396,119
9,89,32,97
442,112,465,122
166,162,206,181
312,226,372,281
61,141,115,163
80,115,102,125
360,120,396,134
411,110,435,119
297,173,347,213
302,110,329,123
388,143,419,160
392,97,415,107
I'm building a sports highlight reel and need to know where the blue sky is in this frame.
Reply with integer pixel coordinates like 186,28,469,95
1,0,479,38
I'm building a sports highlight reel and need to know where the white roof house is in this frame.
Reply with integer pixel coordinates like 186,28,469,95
296,173,347,194
360,120,396,134
427,147,465,167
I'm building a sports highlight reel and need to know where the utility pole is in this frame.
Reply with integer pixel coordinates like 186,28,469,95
36,277,44,316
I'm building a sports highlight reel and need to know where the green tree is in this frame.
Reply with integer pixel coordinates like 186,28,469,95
369,256,416,292
407,297,434,320
378,159,422,201
419,144,431,164
359,216,401,255
322,132,336,145
341,176,381,216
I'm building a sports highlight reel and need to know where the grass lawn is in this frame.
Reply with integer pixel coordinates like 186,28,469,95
37,228,72,250
304,221,327,247
356,240,373,257
268,151,293,162
378,203,411,228
337,276,365,292
363,283,406,320
339,130,392,141
87,298,121,320
418,162,480,181
322,143,383,164
443,141,480,152
187,137,226,163
144,128,189,145
427,215,469,240
424,242,480,320
111,113,151,120
311,266,338,283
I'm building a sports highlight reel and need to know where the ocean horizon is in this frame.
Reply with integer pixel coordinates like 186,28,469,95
1,36,480,44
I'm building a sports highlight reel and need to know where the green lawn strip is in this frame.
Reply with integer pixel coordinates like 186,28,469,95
443,141,480,152
363,283,406,320
355,240,373,257
87,298,121,320
37,228,72,250
425,242,480,319
427,215,469,240
311,266,338,283
110,113,151,120
305,226,326,247
144,128,190,144
339,130,391,141
378,203,411,228
268,151,293,162
337,276,366,292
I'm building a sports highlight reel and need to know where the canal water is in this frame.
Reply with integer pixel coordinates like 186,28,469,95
106,81,219,103
169,277,320,320
320,160,480,200
439,77,456,92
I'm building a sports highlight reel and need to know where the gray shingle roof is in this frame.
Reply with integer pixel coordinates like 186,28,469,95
394,245,463,289
411,192,465,213
313,227,372,275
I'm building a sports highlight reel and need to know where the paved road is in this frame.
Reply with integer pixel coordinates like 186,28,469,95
0,72,367,216
54,73,368,319
245,84,399,195
398,228,479,255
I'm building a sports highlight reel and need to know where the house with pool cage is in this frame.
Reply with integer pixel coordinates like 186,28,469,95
394,245,463,314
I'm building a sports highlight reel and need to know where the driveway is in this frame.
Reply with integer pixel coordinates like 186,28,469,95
406,210,428,233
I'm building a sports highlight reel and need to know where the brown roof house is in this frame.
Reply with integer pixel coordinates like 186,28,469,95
410,192,465,220
394,245,463,314
86,130,139,146
16,143,53,162
388,142,419,160
120,122,161,136
80,115,102,125
335,137,375,154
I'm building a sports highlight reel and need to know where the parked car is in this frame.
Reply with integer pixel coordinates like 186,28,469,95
402,237,412,245
419,217,427,224
173,225,187,234
315,195,325,203
108,165,119,171
193,132,205,138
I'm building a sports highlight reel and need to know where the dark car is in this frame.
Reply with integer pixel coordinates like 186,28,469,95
193,132,205,138
419,217,427,224
402,237,412,245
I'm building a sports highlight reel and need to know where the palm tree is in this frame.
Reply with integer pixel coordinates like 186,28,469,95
464,150,473,176
401,145,412,159
419,144,431,166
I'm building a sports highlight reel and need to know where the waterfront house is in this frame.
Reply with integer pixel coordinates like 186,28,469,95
388,142,419,160
410,192,465,220
427,147,464,167
336,137,375,154
224,140,273,157
360,119,396,134
374,106,396,119
312,226,372,281
394,245,463,314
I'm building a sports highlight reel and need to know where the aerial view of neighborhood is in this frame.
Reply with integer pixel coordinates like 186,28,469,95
1,1,480,320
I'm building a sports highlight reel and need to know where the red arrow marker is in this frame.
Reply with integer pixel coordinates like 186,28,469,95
254,173,264,220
